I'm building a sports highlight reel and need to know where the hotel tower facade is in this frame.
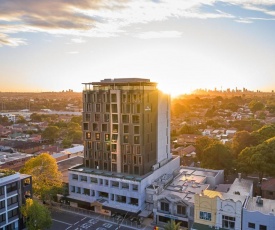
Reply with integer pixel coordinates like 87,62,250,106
68,78,180,215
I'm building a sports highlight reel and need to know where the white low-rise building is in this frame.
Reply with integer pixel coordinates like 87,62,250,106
68,156,180,215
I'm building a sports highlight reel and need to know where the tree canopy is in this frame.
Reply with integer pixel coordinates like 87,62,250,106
21,198,52,230
231,130,257,157
42,126,60,143
20,153,63,202
249,100,265,112
201,142,234,176
237,136,275,182
71,115,82,125
195,136,219,161
251,124,275,144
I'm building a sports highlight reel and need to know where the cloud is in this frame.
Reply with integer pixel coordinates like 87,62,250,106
235,18,254,23
0,0,275,46
71,37,86,44
136,31,182,39
67,51,79,54
0,33,27,47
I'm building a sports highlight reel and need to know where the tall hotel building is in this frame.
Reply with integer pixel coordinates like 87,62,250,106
68,78,180,215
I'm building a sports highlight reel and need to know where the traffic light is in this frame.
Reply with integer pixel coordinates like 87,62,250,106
154,226,159,230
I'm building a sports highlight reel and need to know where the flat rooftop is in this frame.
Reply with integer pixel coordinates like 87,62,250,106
82,78,158,88
154,167,223,204
0,151,33,166
246,197,275,214
69,155,178,182
69,165,147,182
227,178,253,197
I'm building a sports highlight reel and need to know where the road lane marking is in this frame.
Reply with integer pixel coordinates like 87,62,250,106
52,219,72,226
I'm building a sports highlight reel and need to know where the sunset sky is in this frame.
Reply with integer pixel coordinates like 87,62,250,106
1,0,275,97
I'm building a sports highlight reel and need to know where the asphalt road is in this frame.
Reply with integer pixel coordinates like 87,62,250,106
50,209,146,230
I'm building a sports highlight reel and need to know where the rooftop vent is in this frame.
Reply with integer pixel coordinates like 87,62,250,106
256,196,263,205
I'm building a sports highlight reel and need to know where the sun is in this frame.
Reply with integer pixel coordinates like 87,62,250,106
157,83,191,98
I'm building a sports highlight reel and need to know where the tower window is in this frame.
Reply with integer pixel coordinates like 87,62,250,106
86,132,91,139
95,133,100,140
124,135,129,143
105,134,110,141
122,115,129,123
96,104,101,112
95,114,100,122
124,125,129,133
132,115,140,123
104,114,109,122
83,123,88,130
134,126,139,134
111,94,117,102
105,104,110,112
102,124,107,132
111,104,117,113
134,136,140,144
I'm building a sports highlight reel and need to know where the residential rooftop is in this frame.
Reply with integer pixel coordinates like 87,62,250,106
246,196,275,215
227,177,253,197
150,166,224,204
0,151,33,166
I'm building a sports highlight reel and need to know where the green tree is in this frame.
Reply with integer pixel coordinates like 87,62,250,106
249,100,265,113
223,102,239,112
237,136,275,182
71,115,82,125
30,113,43,122
21,198,52,230
179,124,200,135
251,124,275,144
51,121,67,128
195,136,218,161
62,137,72,148
42,126,60,143
231,131,256,157
67,122,81,131
70,130,83,143
16,115,27,124
230,119,263,132
257,112,266,120
201,142,234,177
205,106,216,117
20,153,63,202
266,104,275,114
164,220,181,230
171,102,190,117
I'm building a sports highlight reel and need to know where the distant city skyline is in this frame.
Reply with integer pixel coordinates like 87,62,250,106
1,0,275,97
